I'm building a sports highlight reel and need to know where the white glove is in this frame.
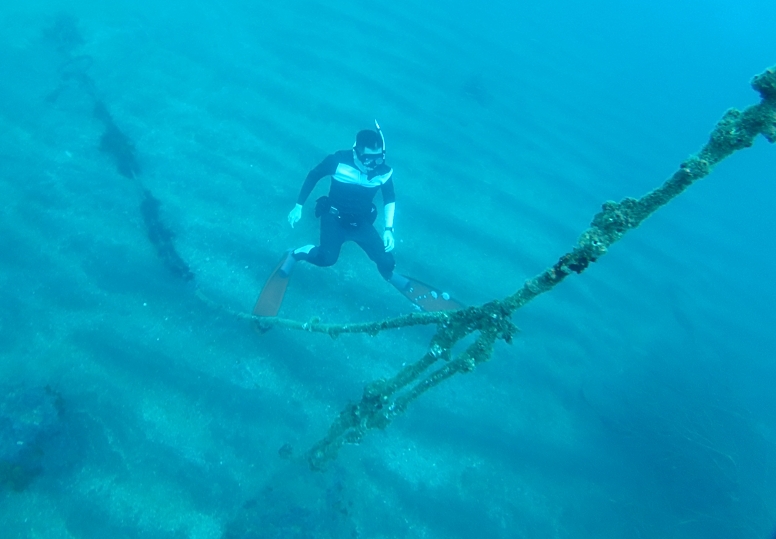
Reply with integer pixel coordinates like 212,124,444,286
383,230,395,252
287,204,302,228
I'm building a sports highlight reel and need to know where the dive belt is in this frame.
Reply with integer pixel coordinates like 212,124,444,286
314,196,377,227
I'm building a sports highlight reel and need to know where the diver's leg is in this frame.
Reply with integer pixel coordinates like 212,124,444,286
388,272,409,291
295,213,345,268
355,225,396,280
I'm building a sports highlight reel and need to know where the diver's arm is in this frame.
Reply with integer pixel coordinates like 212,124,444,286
288,154,337,228
287,204,303,228
296,154,338,205
381,177,396,252
383,202,395,230
381,176,396,229
381,176,395,204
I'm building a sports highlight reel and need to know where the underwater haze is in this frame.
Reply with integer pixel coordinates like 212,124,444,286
1,0,775,537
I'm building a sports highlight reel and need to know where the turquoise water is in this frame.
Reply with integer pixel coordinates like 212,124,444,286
1,1,775,537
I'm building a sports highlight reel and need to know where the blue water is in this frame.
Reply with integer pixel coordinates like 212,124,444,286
1,1,775,537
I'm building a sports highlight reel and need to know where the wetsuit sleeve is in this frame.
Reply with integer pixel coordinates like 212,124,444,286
296,154,339,205
381,176,396,205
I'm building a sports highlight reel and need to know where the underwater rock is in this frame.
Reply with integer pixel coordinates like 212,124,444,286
277,443,294,460
93,104,194,281
752,67,776,100
42,13,84,54
41,20,195,285
46,55,96,104
140,190,195,282
94,101,142,179
0,385,66,492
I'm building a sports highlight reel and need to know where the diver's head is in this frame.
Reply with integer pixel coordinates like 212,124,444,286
354,128,385,170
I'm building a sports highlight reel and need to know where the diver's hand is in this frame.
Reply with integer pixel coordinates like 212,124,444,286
383,230,395,252
288,204,302,228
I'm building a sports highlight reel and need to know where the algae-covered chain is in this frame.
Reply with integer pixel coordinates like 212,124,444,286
255,67,776,470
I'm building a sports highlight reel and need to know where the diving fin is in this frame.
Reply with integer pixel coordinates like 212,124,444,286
392,274,464,312
252,251,295,322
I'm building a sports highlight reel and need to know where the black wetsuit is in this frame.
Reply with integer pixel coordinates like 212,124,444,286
294,149,396,279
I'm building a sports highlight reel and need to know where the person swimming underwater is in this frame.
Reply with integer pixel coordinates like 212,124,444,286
281,123,406,289
252,122,462,317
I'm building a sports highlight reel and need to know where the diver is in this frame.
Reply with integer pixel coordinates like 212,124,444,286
252,122,461,317
282,122,404,287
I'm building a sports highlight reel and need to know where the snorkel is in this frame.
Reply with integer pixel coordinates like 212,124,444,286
374,119,386,160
